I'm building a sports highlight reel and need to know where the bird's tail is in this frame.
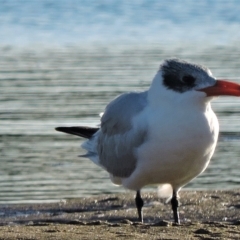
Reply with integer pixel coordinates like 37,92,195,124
55,126,99,139
56,126,101,166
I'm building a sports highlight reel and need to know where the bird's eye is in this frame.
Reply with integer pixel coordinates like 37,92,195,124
182,75,196,85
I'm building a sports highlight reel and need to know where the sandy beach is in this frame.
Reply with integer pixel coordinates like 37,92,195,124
0,190,240,239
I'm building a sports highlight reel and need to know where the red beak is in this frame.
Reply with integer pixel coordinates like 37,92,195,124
198,80,240,97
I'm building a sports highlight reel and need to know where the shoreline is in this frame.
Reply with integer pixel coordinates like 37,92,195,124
1,190,240,239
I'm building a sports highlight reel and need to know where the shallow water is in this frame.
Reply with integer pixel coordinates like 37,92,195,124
1,45,240,204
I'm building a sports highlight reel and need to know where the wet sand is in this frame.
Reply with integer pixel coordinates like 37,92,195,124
1,190,240,239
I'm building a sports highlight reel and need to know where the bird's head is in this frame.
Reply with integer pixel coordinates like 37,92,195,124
149,58,240,104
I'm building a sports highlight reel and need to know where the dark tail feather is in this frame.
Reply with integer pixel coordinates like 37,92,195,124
55,126,99,139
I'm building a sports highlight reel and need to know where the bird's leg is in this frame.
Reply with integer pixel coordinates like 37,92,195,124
135,190,144,222
171,190,180,224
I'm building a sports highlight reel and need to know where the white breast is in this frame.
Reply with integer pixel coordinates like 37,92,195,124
122,102,219,191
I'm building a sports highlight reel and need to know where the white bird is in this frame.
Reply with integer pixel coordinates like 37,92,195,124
56,58,240,224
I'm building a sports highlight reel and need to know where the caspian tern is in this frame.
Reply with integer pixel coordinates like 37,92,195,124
56,58,240,224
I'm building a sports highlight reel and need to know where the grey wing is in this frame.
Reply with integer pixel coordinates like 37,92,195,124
97,91,148,178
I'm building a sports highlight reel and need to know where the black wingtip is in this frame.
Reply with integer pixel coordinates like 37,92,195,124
55,126,79,136
55,126,99,138
55,127,70,134
55,127,66,132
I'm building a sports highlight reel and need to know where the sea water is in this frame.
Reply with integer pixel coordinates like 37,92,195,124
1,0,240,203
